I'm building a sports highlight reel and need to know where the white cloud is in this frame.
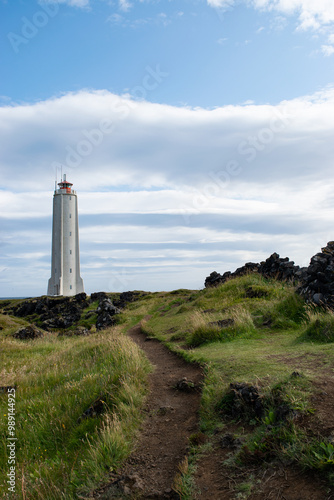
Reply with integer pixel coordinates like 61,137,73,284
252,0,334,25
1,87,334,295
320,33,334,56
119,0,131,12
207,0,236,8
209,0,334,32
43,0,90,7
321,44,334,56
107,13,124,24
1,87,334,192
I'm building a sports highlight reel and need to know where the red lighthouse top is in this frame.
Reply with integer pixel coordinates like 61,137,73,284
58,174,73,193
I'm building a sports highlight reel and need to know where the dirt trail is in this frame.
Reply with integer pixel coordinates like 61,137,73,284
95,323,203,499
93,325,334,500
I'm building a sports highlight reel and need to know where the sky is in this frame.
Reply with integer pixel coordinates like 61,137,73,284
1,0,334,297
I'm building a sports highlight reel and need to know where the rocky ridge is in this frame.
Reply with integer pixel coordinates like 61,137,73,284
205,241,334,309
3,290,146,334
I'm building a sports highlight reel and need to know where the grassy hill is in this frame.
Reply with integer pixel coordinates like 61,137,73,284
1,273,334,498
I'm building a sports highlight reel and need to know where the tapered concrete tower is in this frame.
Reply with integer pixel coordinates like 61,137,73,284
48,175,84,296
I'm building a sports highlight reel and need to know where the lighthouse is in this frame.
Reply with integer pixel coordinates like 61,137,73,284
47,175,84,296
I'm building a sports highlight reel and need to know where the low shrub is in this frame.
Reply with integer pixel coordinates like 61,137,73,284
188,323,223,347
270,292,307,329
299,313,334,343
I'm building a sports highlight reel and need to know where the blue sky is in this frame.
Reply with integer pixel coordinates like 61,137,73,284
1,0,334,296
2,0,334,107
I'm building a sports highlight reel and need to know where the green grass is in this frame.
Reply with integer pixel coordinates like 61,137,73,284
2,274,334,498
298,311,334,343
119,273,334,491
74,300,99,331
0,324,151,498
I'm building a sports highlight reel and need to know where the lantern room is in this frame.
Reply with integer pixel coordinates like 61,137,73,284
57,174,73,194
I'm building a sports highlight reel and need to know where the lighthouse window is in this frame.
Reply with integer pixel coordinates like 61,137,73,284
70,232,72,236
69,213,72,218
70,285,72,290
70,268,72,273
70,250,72,255
69,196,72,200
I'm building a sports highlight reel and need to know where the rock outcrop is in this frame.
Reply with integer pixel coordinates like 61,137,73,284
96,298,121,330
6,293,89,331
3,291,141,332
3,290,147,332
297,241,334,308
12,325,44,339
204,242,334,310
205,253,301,288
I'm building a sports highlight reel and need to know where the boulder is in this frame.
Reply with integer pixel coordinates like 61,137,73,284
258,253,300,281
297,241,334,308
219,382,264,420
174,377,196,392
58,326,92,337
90,291,108,303
97,298,121,315
95,298,121,330
77,395,108,422
96,312,118,330
13,325,43,340
14,300,37,317
113,290,145,308
204,271,230,288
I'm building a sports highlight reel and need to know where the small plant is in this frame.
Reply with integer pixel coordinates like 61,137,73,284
188,432,207,447
263,410,275,426
312,442,334,468
235,478,254,499
172,456,199,499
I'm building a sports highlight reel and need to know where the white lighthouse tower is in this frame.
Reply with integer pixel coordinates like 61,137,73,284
47,175,84,296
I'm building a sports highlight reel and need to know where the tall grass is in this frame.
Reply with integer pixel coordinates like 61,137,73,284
2,274,334,498
0,325,151,498
298,310,334,343
188,306,257,347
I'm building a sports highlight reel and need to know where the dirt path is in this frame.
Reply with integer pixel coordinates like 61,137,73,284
93,325,334,500
95,323,203,499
